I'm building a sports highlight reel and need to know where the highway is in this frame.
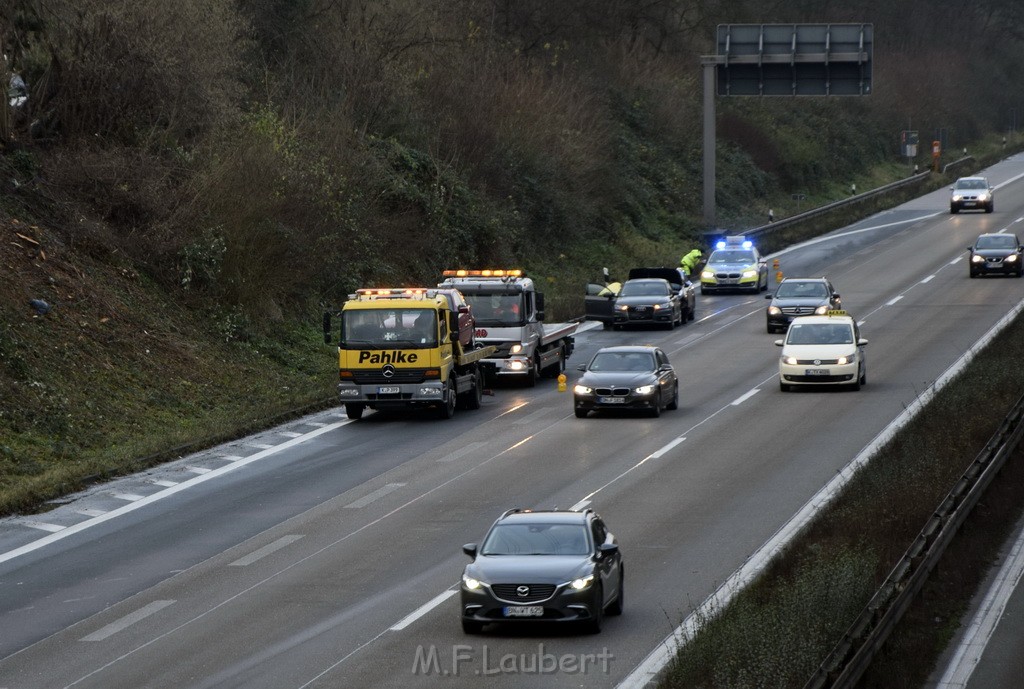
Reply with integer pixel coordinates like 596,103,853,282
2,156,1024,688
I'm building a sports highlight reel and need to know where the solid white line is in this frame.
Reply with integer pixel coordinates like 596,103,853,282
731,389,759,406
921,275,936,283
886,295,904,306
80,600,175,642
344,483,405,509
936,519,1024,688
388,589,458,631
651,437,686,459
185,466,212,475
304,422,328,427
110,493,145,502
0,420,351,566
229,535,304,567
22,521,65,533
618,295,1024,689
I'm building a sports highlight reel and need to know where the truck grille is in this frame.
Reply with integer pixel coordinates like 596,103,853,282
350,369,427,385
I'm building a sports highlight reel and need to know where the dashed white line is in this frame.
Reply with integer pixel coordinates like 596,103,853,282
437,442,486,463
650,437,686,459
389,589,458,631
76,509,107,518
950,256,964,265
731,389,760,406
148,480,178,488
80,600,175,642
279,432,303,438
345,483,405,509
229,535,304,567
513,408,552,426
920,275,936,283
570,499,592,512
110,493,145,502
248,443,275,450
216,455,245,462
886,295,904,306
185,466,212,475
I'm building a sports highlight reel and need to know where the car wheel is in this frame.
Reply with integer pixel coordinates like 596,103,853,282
780,381,790,392
460,370,483,410
700,286,709,295
586,585,604,634
575,408,588,418
666,382,679,410
969,270,977,278
437,380,457,418
462,619,483,634
986,203,994,213
345,403,365,420
649,399,662,418
607,567,624,616
688,306,696,321
950,205,959,214
525,357,539,388
851,369,862,391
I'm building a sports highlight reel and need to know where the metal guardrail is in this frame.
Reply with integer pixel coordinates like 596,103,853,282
803,391,1024,689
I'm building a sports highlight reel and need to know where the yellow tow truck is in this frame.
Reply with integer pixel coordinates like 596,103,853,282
322,288,495,420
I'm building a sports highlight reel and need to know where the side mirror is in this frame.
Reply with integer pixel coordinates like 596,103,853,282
858,338,869,346
966,246,973,251
774,339,784,347
576,364,587,372
832,293,840,299
463,543,478,559
598,543,619,558
764,294,773,300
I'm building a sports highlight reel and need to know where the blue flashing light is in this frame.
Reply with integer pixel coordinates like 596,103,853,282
715,240,726,250
742,240,753,249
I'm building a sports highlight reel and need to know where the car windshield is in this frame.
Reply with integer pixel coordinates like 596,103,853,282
709,250,755,264
589,351,655,372
787,322,854,345
619,281,669,297
776,282,829,298
976,235,1017,250
341,308,437,347
481,523,591,556
957,179,987,190
464,293,523,327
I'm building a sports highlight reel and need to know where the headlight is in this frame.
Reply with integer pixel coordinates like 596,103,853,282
634,384,656,395
463,574,484,590
814,305,829,315
510,344,523,354
742,270,757,279
782,355,798,365
652,303,662,310
977,193,990,201
617,304,629,311
1007,254,1019,262
569,574,594,591
574,384,593,395
768,306,781,315
837,353,857,365
701,270,715,279
971,255,984,263
952,194,963,201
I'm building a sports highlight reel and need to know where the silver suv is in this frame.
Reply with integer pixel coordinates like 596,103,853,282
950,176,994,214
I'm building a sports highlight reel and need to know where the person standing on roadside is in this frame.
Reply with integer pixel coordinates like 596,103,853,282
680,249,703,278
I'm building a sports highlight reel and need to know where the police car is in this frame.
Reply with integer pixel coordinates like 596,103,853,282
699,236,769,294
774,311,868,391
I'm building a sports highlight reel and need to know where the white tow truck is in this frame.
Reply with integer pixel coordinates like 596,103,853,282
439,269,578,386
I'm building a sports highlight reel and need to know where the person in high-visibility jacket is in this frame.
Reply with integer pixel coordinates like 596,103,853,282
597,281,621,296
679,249,703,278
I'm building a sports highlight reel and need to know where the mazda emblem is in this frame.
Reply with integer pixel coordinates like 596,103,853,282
517,585,530,597
382,364,396,378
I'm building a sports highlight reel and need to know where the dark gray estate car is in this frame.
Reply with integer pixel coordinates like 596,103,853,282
765,277,841,333
460,508,623,634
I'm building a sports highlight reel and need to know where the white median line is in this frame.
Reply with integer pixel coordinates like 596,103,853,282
229,535,304,567
650,437,686,459
936,518,1024,688
81,600,175,642
886,295,904,306
731,389,759,406
345,483,405,509
389,589,458,631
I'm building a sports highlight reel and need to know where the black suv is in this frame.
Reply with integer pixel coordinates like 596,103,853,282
460,508,623,634
765,277,841,333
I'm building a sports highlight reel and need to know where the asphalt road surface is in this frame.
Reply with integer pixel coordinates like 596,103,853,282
3,156,1024,688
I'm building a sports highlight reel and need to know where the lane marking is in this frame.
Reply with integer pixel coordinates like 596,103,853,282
513,408,551,426
344,483,405,509
279,432,303,438
921,275,936,284
950,256,963,265
148,480,178,488
570,499,592,511
437,442,486,463
0,419,352,565
216,455,245,462
935,518,1024,688
110,493,145,502
886,295,904,306
388,589,458,631
229,535,304,567
248,443,275,450
304,422,328,427
731,389,760,406
651,437,686,459
76,509,106,518
185,466,212,475
80,600,175,642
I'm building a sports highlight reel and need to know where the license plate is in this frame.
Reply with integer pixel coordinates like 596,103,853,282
599,397,626,404
504,606,543,617
987,261,1001,266
964,201,977,207
377,386,401,394
804,369,829,376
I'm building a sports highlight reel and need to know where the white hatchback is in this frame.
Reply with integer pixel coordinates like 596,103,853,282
775,313,867,391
